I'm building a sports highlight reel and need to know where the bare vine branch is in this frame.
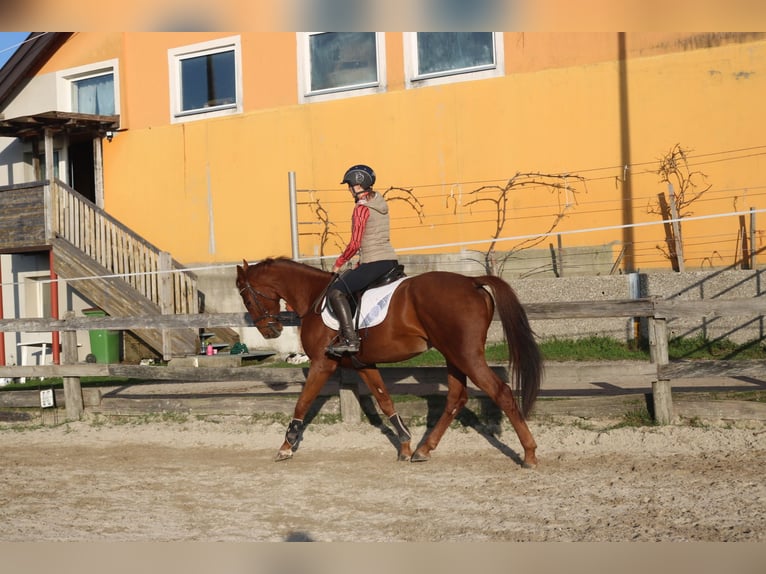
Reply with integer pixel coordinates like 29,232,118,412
305,198,345,269
648,144,712,271
382,186,426,223
463,171,586,275
649,143,711,218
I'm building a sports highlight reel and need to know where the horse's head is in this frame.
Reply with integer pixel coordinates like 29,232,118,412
236,260,283,339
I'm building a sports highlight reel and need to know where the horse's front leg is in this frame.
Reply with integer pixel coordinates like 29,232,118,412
276,359,338,461
356,367,413,461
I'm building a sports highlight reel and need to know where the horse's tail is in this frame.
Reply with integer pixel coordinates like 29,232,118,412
477,276,542,419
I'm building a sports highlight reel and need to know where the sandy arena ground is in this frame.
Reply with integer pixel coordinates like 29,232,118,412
1,413,765,543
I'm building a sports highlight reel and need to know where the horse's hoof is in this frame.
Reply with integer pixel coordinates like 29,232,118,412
411,451,430,462
275,449,294,462
397,453,411,462
522,460,538,469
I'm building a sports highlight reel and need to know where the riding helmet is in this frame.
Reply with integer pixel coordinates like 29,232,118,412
341,164,376,190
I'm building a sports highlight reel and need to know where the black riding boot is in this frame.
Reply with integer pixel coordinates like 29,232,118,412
326,290,360,355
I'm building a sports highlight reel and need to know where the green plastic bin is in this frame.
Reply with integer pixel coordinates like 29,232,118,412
82,308,121,364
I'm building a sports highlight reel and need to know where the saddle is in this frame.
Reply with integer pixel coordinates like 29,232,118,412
349,264,406,314
366,264,406,290
321,265,408,331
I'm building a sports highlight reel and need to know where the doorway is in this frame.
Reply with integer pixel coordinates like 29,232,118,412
67,138,96,204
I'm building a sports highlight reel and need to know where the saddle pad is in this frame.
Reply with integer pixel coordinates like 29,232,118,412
321,277,409,331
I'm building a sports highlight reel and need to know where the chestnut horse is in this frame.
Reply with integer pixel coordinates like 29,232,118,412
236,257,543,467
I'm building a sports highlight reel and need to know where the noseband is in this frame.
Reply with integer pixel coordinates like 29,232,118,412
239,282,282,337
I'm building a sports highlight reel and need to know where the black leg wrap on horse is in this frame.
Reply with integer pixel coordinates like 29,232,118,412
286,418,304,448
389,413,411,442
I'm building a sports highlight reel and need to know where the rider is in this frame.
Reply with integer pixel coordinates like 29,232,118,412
326,164,399,355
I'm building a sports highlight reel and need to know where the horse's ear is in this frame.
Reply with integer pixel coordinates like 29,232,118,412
237,259,249,278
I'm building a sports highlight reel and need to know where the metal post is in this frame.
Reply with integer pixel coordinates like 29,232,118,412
751,207,757,269
288,171,299,259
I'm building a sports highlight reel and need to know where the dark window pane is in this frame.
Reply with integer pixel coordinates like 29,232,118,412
417,32,495,76
180,50,236,112
309,32,377,92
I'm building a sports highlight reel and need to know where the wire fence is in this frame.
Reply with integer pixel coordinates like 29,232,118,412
295,144,766,275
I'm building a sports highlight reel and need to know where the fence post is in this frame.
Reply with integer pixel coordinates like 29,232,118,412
338,369,362,423
648,315,673,424
667,183,685,272
61,312,83,421
158,251,173,360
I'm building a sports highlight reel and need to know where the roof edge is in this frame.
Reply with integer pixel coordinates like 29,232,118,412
0,32,73,112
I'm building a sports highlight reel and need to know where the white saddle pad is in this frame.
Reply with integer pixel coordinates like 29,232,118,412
321,277,409,330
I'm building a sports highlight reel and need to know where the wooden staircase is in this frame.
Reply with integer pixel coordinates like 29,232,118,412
47,178,221,358
51,237,200,356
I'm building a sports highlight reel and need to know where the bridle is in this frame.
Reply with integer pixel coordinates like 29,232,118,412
238,281,282,338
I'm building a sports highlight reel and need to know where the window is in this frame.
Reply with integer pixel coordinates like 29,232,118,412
169,36,242,122
298,32,386,103
404,32,504,88
23,276,52,318
57,59,120,117
72,72,115,115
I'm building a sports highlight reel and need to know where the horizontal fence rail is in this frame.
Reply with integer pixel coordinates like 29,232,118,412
2,295,765,333
2,295,766,423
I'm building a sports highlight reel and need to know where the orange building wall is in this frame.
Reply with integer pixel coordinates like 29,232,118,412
38,33,766,270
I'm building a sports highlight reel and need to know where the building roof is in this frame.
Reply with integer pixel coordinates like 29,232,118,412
0,32,72,112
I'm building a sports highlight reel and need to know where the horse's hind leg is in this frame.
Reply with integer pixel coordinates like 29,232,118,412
411,365,468,462
467,364,538,468
356,368,413,461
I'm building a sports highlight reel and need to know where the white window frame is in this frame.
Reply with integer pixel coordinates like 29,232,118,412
22,274,52,319
56,59,121,119
403,32,504,89
297,32,387,104
168,35,243,124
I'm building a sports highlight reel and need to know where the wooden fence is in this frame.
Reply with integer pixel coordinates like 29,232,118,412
1,297,765,424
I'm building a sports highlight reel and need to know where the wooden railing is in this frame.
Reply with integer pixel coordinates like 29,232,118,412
1,296,765,423
49,179,198,314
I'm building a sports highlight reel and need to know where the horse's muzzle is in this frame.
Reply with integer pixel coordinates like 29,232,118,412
259,321,283,339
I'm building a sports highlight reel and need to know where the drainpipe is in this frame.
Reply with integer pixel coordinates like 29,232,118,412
49,250,60,365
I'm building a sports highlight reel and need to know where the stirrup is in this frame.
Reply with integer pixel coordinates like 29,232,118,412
326,336,360,356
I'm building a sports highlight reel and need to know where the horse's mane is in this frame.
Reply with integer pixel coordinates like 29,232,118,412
257,256,330,278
